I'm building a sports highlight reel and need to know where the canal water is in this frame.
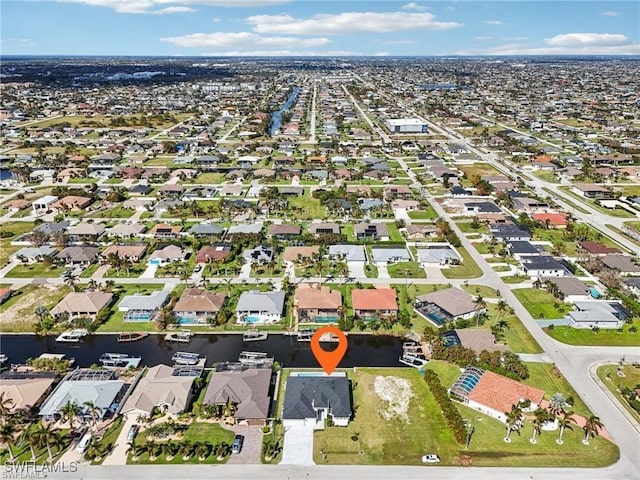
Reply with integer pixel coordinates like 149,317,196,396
0,334,405,369
269,86,300,136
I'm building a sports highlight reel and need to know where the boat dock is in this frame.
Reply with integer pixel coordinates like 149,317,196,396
238,351,273,368
242,329,268,342
165,329,194,343
399,341,429,368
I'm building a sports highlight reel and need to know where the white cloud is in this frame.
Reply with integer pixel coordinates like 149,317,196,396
600,10,619,17
484,20,504,25
545,33,629,47
380,39,416,45
457,42,640,56
1,38,38,48
401,2,427,11
58,0,291,14
474,36,493,42
503,36,528,41
160,31,330,49
198,49,360,56
153,6,195,14
247,12,462,35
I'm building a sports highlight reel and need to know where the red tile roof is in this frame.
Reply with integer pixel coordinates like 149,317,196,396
531,213,569,226
352,288,398,311
468,370,545,414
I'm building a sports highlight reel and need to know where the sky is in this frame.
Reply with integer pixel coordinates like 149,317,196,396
1,0,639,56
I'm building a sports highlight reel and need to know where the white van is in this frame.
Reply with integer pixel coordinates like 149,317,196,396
76,433,92,454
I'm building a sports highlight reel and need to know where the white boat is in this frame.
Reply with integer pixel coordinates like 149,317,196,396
242,329,268,342
238,351,273,367
56,329,89,343
0,354,7,364
172,352,200,365
99,353,142,368
296,329,315,342
165,329,194,343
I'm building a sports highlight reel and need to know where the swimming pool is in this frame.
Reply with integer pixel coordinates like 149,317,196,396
244,315,263,324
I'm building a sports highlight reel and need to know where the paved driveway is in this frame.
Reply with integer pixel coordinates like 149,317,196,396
226,424,263,465
347,261,366,278
281,424,315,466
103,415,138,465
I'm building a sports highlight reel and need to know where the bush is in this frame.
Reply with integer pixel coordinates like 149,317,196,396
423,370,467,445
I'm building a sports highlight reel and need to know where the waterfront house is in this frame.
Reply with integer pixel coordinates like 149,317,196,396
351,288,398,321
236,290,285,324
294,284,342,324
50,291,113,321
202,368,272,426
118,289,171,322
172,288,226,324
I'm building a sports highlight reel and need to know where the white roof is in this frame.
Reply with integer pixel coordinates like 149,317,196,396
386,118,425,126
34,195,58,204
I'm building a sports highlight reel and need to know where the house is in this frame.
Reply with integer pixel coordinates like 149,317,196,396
149,224,182,239
328,244,366,262
384,118,427,133
196,244,232,264
283,246,320,263
148,245,188,266
236,290,285,324
39,369,125,421
577,241,621,256
50,291,113,320
566,300,628,329
600,255,640,275
267,224,301,239
405,224,437,240
121,364,199,418
354,222,389,241
450,367,544,423
66,222,106,242
243,245,274,265
0,287,12,305
520,256,567,278
507,241,541,260
282,373,352,428
106,223,147,238
55,246,99,266
294,284,342,323
352,288,398,321
227,223,263,236
12,246,58,264
308,223,340,236
0,372,57,414
625,277,640,296
415,287,485,326
158,184,182,198
490,224,532,242
129,184,153,196
173,288,226,324
190,224,225,238
370,247,411,263
511,197,549,213
416,245,461,266
531,213,569,228
51,196,92,212
384,185,413,200
5,199,29,212
32,195,58,215
571,183,612,199
101,244,147,263
541,277,592,303
202,369,272,426
118,289,171,322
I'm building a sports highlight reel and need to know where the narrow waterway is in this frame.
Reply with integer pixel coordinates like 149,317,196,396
0,333,405,369
269,86,300,136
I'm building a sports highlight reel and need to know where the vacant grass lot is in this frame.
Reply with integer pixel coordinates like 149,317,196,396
523,363,591,417
0,285,71,331
512,288,571,319
544,321,640,346
597,364,640,424
5,263,66,278
442,247,482,279
387,261,426,278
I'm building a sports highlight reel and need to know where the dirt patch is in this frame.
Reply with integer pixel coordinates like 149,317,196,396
373,375,414,422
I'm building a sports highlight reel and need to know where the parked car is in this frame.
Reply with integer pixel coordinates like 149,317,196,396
231,434,244,454
126,424,139,441
76,433,92,454
421,454,440,464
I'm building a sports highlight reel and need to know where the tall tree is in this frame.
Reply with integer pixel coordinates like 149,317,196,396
582,415,603,445
0,422,17,461
529,408,549,444
556,410,576,445
503,403,523,442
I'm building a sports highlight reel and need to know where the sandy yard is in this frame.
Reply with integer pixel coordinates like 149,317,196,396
0,284,70,327
373,375,414,421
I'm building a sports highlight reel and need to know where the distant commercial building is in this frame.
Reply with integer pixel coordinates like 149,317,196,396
384,118,428,134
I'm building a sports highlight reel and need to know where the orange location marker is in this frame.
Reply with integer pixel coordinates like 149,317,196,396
311,326,348,375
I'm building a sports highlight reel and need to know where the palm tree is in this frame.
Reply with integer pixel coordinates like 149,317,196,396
127,441,148,462
195,441,211,461
83,401,103,432
0,392,15,426
84,436,108,461
34,305,50,324
179,440,194,460
504,403,523,443
549,392,567,415
530,408,549,444
63,270,79,292
582,415,604,445
163,441,180,460
214,441,231,460
22,423,47,460
60,401,80,433
556,410,576,445
0,422,17,461
87,279,99,291
31,422,63,460
496,300,508,319
473,295,486,327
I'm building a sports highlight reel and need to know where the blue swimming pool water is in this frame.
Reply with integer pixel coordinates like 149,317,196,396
590,288,601,298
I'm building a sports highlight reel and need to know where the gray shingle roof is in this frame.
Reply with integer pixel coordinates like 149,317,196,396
283,376,351,420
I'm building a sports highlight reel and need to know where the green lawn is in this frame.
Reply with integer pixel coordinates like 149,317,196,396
0,427,71,464
90,416,125,464
442,247,482,279
501,275,529,284
364,263,378,278
387,261,426,278
559,186,635,218
457,221,490,234
190,172,226,184
288,193,326,219
80,263,100,278
92,205,134,218
461,285,500,298
407,208,438,220
313,368,461,465
5,263,66,278
96,284,166,332
383,222,404,242
523,363,591,417
512,288,572,319
597,364,640,424
544,320,640,346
